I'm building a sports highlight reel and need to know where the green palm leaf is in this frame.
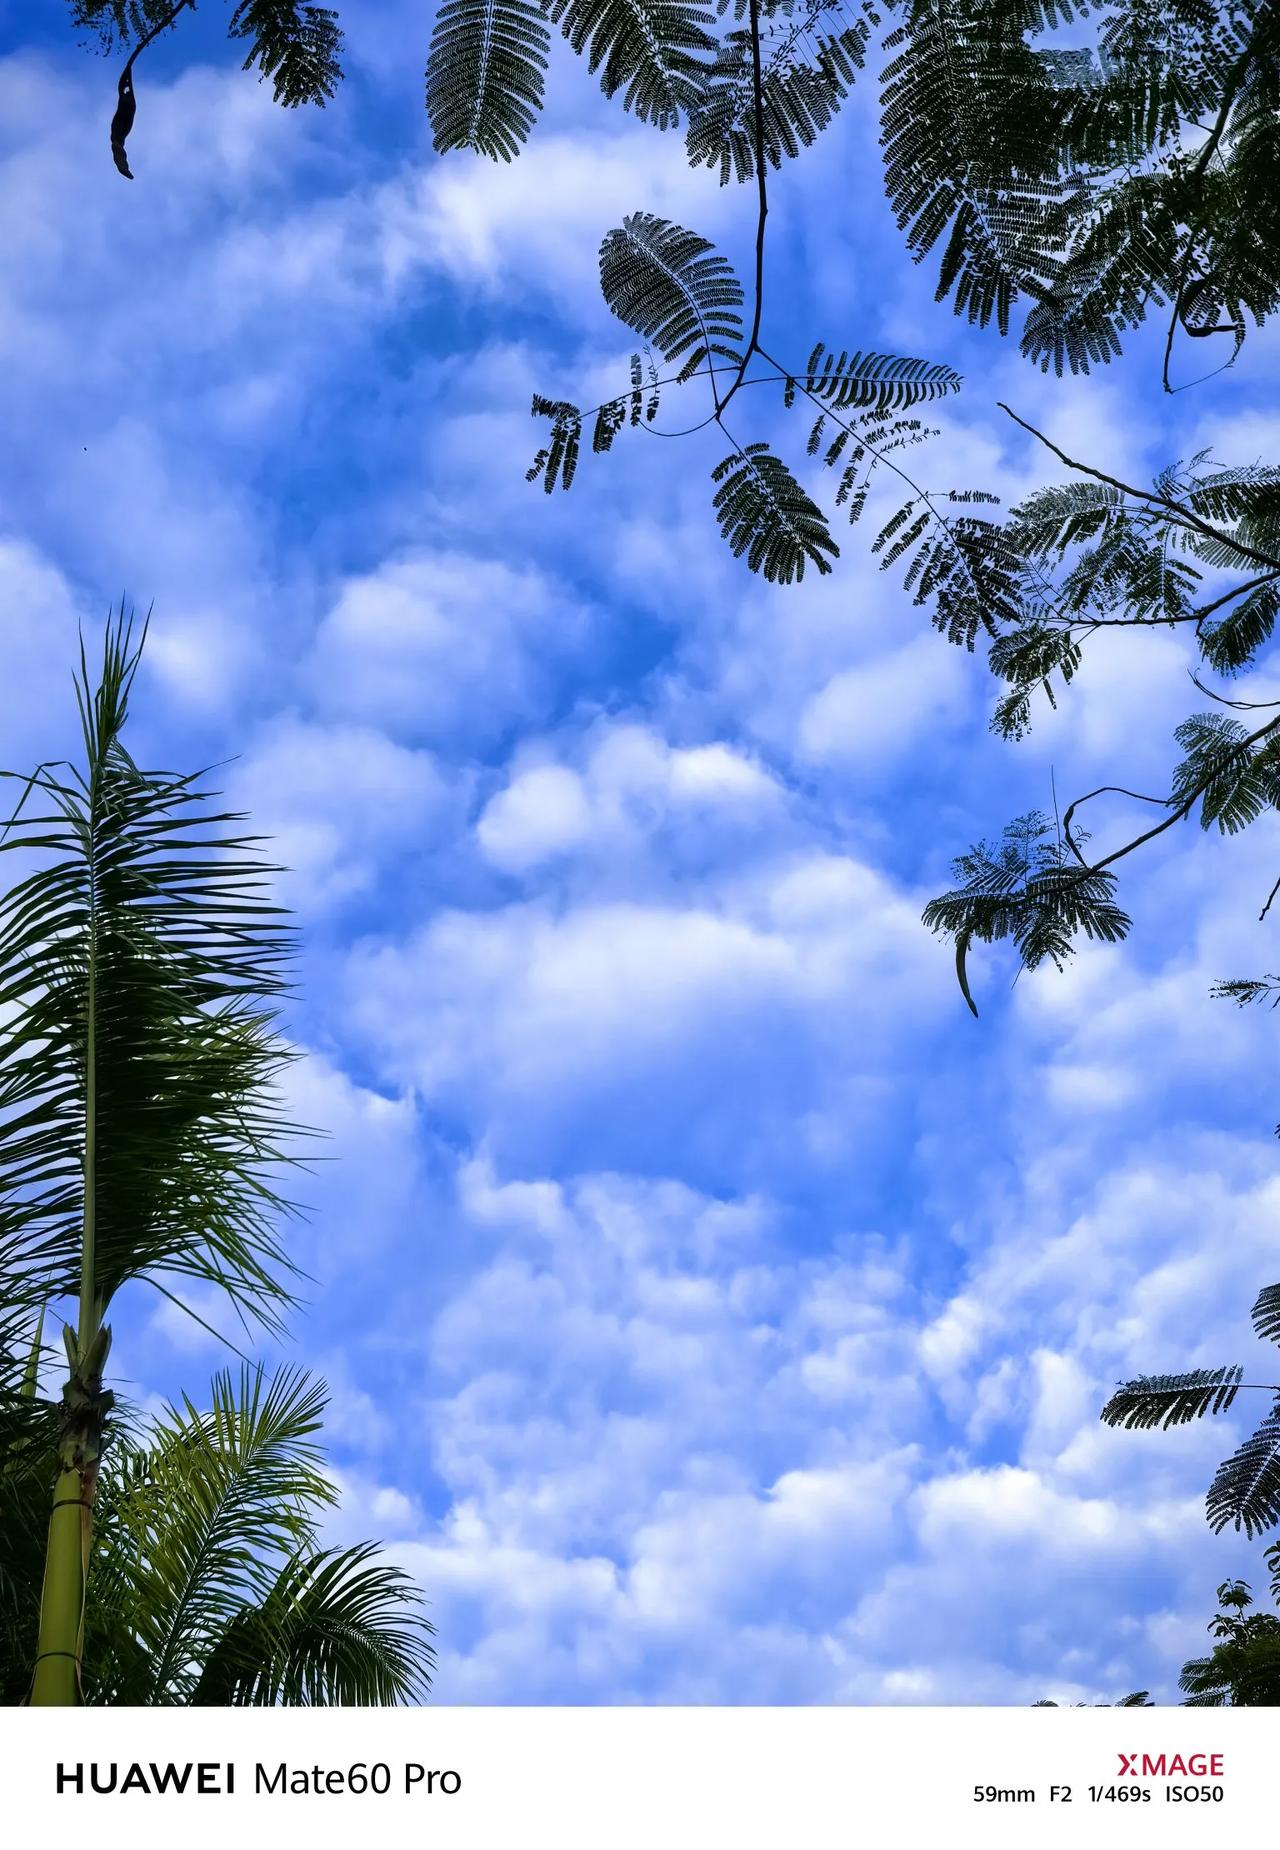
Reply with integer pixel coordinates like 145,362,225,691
426,0,550,161
0,615,306,1333
190,1544,432,1706
86,1364,330,1702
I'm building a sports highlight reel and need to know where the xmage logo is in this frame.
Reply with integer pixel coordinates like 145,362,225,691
1117,1754,1224,1779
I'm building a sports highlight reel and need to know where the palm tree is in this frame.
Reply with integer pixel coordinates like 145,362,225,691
0,1344,432,1705
0,613,429,1702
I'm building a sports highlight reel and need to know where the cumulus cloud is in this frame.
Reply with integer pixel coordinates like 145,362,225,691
476,723,784,872
7,25,1280,1713
306,550,600,747
230,714,456,911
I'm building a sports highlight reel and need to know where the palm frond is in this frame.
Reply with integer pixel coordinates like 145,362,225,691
0,613,307,1330
189,1544,434,1706
711,442,838,582
426,0,550,161
87,1364,334,1703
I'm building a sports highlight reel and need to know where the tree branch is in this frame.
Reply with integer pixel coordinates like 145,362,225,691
998,402,1280,574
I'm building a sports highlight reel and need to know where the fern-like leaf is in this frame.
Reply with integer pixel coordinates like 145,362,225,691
1200,582,1280,676
1101,1367,1244,1432
599,213,744,375
1253,1284,1280,1348
1207,1401,1280,1537
526,396,582,492
544,0,715,126
1171,713,1280,835
802,340,961,410
426,0,550,161
924,810,1132,1010
711,442,838,583
686,14,868,183
228,1,342,105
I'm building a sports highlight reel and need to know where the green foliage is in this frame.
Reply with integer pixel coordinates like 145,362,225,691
228,1,343,105
1170,713,1280,834
1252,1283,1280,1346
922,811,1131,1015
802,341,961,411
1101,1368,1244,1431
1100,1280,1280,1542
0,1357,434,1705
1207,1404,1280,1537
1180,1579,1280,1705
1200,581,1280,674
66,0,180,49
711,441,838,581
598,212,745,374
0,1314,57,1705
426,0,550,160
543,0,716,126
0,617,304,1331
880,0,1064,337
686,9,869,184
526,396,583,492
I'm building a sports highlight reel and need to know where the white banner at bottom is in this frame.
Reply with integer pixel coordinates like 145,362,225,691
1,1706,1266,1845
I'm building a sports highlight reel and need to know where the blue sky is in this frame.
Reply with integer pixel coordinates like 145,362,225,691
5,2,1280,1703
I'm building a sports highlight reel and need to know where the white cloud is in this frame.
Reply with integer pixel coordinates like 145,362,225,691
231,715,456,910
476,724,784,872
306,550,599,746
797,634,972,767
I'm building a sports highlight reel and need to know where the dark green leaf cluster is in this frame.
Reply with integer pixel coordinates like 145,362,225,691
965,458,1280,747
545,0,717,126
1101,1282,1280,1543
530,218,967,580
922,810,1131,1012
877,1,1280,372
1101,1367,1244,1431
228,2,344,105
1171,712,1280,833
881,0,1066,338
686,7,870,184
600,211,745,374
711,441,839,581
1179,1578,1280,1706
426,0,551,160
65,0,180,51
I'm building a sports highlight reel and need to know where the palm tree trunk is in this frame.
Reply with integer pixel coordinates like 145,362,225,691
30,1464,92,1705
30,876,105,1707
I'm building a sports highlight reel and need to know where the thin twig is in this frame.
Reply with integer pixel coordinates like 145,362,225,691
998,403,1280,574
